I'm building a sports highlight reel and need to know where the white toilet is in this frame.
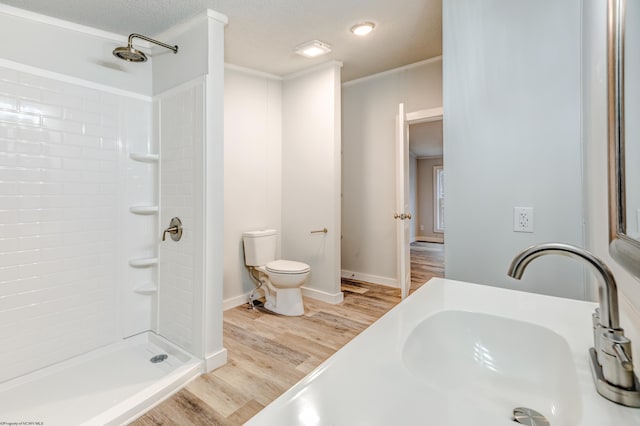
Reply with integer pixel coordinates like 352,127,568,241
243,229,310,316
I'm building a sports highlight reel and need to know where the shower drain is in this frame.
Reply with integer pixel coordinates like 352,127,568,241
512,407,549,426
150,354,168,363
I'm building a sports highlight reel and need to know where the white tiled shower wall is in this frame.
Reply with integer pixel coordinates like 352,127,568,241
0,65,153,383
157,79,205,355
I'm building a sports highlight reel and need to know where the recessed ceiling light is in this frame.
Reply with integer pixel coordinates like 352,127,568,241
295,40,332,58
351,22,376,36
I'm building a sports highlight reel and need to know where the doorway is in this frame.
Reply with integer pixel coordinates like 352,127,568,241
396,106,444,298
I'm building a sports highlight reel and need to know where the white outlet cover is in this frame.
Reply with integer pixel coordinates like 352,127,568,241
513,207,534,233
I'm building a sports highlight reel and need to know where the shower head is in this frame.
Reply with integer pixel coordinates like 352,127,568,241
113,33,178,63
113,45,148,62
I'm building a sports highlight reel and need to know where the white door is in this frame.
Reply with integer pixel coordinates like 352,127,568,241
396,103,411,299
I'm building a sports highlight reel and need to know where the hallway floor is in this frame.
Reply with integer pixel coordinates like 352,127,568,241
132,243,445,425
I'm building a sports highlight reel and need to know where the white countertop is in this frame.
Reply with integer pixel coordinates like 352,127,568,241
246,278,640,426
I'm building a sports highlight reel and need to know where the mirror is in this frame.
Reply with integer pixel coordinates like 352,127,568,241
608,0,640,276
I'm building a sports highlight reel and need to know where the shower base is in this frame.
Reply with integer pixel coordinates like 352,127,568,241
0,332,200,425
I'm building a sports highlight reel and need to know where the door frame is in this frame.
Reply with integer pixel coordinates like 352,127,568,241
396,106,443,299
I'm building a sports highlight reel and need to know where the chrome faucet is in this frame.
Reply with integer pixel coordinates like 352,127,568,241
508,243,640,407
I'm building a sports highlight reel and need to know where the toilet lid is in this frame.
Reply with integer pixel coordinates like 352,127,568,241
266,260,310,274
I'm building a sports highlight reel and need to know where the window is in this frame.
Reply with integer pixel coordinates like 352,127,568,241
434,166,444,233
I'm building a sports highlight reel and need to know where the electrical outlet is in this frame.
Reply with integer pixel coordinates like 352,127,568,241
420,225,425,231
514,207,534,233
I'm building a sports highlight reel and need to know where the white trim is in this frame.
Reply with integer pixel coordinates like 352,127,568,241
416,236,445,244
225,63,283,81
0,4,127,42
203,348,228,373
223,293,250,311
342,56,443,87
301,286,344,304
406,107,443,124
417,155,444,160
433,165,445,233
206,9,229,25
0,58,153,101
283,60,343,81
341,270,399,288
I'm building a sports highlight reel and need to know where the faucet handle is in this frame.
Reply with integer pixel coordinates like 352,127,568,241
614,343,634,372
599,329,635,389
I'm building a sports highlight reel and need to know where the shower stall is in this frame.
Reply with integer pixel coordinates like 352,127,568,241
0,6,227,424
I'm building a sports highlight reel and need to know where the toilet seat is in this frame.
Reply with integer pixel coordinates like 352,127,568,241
266,260,310,274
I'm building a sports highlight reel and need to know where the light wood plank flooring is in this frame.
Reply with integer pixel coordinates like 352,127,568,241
410,241,445,294
131,242,444,425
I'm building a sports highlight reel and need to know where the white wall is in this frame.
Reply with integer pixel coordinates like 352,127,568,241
341,58,442,286
443,0,587,300
583,0,640,363
223,66,282,307
154,12,227,368
0,5,151,96
152,12,227,96
282,63,343,302
203,15,227,368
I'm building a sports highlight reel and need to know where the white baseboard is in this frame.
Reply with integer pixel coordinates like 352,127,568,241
301,286,344,304
223,293,249,311
203,348,228,373
341,270,399,288
416,236,444,243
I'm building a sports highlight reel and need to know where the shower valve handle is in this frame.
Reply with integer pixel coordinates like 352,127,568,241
162,217,183,242
162,226,178,241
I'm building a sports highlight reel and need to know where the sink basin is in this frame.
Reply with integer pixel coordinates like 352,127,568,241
246,278,640,426
402,310,581,424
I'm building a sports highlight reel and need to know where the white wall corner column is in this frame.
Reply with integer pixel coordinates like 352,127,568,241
203,10,228,371
154,9,228,372
222,65,283,309
282,62,343,303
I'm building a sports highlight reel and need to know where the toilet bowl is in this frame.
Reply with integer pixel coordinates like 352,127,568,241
243,230,310,316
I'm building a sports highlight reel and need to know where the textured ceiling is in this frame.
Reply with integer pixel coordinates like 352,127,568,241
0,0,442,82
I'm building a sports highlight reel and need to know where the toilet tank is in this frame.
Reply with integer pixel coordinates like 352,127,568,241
243,229,277,266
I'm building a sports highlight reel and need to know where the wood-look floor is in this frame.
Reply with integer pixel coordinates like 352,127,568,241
131,242,444,425
410,241,445,294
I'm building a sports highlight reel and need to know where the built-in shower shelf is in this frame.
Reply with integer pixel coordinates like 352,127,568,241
129,205,159,215
129,153,159,163
128,257,158,268
133,282,158,295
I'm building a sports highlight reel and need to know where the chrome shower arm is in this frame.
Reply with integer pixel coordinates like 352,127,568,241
128,33,178,54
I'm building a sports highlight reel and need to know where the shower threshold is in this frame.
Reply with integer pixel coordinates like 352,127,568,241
0,332,201,425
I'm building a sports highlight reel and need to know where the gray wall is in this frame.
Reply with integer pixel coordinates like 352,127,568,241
341,59,442,285
443,0,587,300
